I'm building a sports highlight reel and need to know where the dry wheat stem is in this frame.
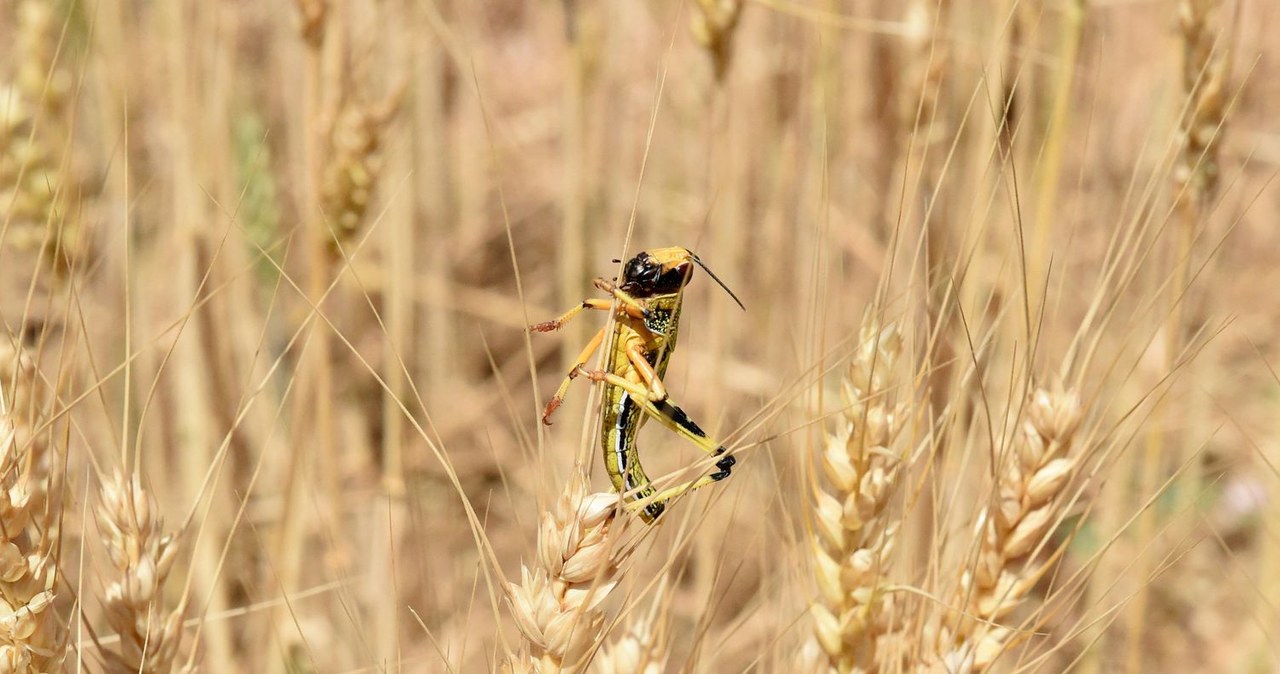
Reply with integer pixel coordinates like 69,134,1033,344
0,343,66,672
95,473,187,674
934,385,1084,672
806,318,908,674
504,471,628,673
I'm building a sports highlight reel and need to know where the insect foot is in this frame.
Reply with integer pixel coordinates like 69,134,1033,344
710,453,736,481
541,398,562,425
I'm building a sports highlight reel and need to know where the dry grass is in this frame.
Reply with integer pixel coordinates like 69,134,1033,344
0,0,1277,671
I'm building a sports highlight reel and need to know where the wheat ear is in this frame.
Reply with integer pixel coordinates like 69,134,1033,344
2,0,87,270
938,385,1084,672
505,471,627,673
95,473,187,674
806,319,908,673
0,343,66,672
1172,0,1228,218
319,96,400,255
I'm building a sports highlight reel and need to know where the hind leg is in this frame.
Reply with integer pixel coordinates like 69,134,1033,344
619,396,736,519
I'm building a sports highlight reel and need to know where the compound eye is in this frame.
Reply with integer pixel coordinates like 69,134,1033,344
623,256,645,282
641,262,661,282
624,253,659,284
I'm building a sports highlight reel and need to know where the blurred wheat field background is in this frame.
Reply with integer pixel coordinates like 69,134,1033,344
1,0,1278,671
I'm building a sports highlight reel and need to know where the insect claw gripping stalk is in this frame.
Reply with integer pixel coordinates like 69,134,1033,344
530,247,744,523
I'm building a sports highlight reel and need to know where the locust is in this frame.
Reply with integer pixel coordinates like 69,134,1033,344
530,247,745,522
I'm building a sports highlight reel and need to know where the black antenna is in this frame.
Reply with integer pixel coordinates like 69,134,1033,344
690,253,745,311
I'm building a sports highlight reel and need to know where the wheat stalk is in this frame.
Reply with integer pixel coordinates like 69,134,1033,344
805,318,908,674
95,473,187,674
0,343,65,672
934,385,1084,672
504,471,628,673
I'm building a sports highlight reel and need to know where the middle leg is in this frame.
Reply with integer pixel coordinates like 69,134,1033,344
541,326,606,424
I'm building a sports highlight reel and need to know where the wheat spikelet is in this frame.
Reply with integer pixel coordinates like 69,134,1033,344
805,318,908,674
937,385,1084,671
0,343,65,672
1172,0,1228,217
592,618,665,674
690,0,743,82
504,471,628,673
1,0,88,273
95,473,187,674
